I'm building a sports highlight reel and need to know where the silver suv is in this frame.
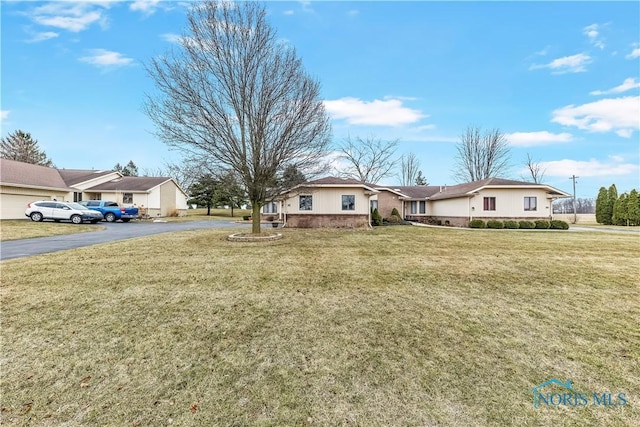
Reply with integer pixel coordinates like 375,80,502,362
25,201,104,224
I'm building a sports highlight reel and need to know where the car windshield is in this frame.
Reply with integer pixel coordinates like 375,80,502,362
67,202,89,210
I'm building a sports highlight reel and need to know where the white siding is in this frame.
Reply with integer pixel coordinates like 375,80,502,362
429,197,471,217
469,188,552,218
0,186,70,219
283,187,371,215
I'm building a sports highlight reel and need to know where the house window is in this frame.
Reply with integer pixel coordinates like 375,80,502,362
342,195,355,211
299,195,312,211
123,193,133,204
370,200,378,211
263,202,278,214
483,197,496,211
410,201,425,214
524,197,537,211
73,192,83,202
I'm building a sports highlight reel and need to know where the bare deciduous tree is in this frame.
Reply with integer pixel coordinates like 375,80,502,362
337,136,399,184
523,153,546,184
452,125,511,182
399,152,421,186
144,1,331,233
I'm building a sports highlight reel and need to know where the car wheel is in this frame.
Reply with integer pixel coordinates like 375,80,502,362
71,215,82,224
105,213,116,222
121,218,130,223
30,212,44,222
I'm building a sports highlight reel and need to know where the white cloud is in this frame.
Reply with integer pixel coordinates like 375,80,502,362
160,33,182,43
130,0,162,15
79,49,134,68
323,97,425,126
583,23,605,49
1,111,9,121
626,48,640,59
26,31,59,43
541,158,638,178
506,131,574,147
283,10,294,16
530,53,592,74
30,2,109,32
551,96,640,138
347,10,359,16
590,78,640,95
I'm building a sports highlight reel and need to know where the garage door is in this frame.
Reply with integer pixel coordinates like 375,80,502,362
1,194,52,220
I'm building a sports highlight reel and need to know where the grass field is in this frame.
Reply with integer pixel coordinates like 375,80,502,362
1,226,638,426
0,220,105,241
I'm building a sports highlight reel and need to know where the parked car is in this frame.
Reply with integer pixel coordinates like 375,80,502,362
25,201,104,224
78,200,139,222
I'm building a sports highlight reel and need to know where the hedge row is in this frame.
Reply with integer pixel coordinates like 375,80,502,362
469,219,569,230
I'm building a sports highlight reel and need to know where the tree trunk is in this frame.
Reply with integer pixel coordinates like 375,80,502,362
251,203,261,234
230,205,234,217
207,204,211,216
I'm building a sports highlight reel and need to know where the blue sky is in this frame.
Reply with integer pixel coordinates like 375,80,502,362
1,1,639,198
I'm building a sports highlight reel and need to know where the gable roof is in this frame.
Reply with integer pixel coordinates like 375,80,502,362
288,176,379,193
0,158,71,190
88,176,179,193
57,168,118,186
376,185,441,199
1,159,187,195
428,178,571,200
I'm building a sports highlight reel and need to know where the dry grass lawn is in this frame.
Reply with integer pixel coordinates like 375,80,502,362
1,226,638,426
0,220,104,242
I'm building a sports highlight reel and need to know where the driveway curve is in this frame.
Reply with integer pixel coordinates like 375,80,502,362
1,220,250,261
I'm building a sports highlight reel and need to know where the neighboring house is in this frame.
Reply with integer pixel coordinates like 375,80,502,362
377,178,571,227
87,176,188,218
264,177,379,228
0,159,188,220
267,176,570,228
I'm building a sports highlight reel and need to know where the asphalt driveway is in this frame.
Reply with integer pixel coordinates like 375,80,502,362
0,220,250,261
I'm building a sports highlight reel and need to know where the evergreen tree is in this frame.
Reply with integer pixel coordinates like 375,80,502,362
215,171,246,217
114,160,139,176
1,130,54,166
415,170,428,186
595,186,608,224
188,174,218,216
280,165,306,190
603,184,618,225
612,192,628,226
627,189,640,226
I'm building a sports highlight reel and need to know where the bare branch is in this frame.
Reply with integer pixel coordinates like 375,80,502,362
452,125,511,182
399,152,421,186
337,136,399,184
522,152,546,184
144,1,331,233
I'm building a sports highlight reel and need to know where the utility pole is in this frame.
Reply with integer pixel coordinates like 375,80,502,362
569,175,579,224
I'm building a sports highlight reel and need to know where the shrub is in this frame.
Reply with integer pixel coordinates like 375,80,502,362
519,220,535,229
504,220,519,229
371,208,383,226
385,214,403,224
242,215,251,221
469,219,485,228
550,220,569,230
534,220,550,229
486,220,504,229
391,208,401,218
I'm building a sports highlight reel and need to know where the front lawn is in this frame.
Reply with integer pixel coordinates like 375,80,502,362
1,227,638,426
0,220,104,241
